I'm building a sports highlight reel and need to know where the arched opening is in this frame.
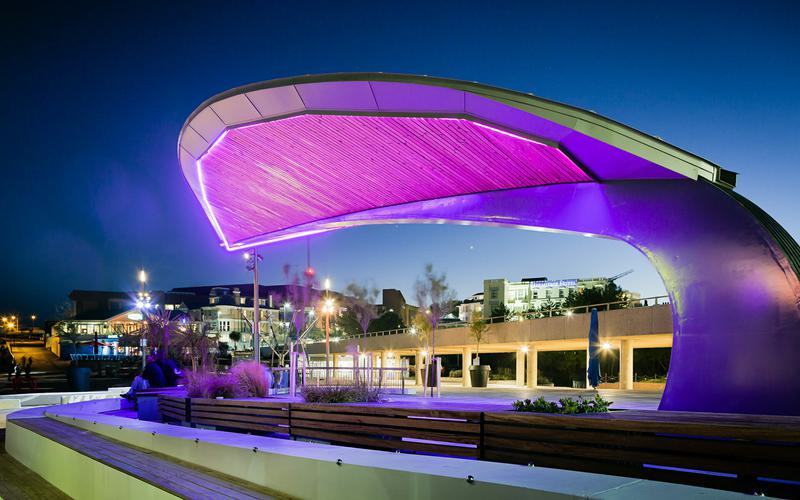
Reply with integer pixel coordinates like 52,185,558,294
179,74,800,415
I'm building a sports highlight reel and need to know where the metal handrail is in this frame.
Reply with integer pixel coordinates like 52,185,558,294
308,294,670,343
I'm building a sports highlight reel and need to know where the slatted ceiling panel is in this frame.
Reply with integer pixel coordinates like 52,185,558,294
198,114,591,246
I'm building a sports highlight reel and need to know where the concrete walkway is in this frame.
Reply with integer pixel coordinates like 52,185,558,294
0,429,69,499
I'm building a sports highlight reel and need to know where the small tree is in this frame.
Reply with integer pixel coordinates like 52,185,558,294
142,307,178,361
228,331,242,351
368,311,405,333
537,299,561,318
490,303,511,322
174,322,217,372
344,282,379,355
563,283,626,311
411,311,432,353
468,316,490,365
414,264,456,395
411,311,432,380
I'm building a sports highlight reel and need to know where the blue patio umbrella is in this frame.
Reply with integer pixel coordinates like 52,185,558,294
587,307,601,389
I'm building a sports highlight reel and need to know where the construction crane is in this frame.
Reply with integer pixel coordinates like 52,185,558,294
608,269,633,282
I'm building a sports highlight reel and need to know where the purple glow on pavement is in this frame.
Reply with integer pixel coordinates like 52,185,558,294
197,114,590,247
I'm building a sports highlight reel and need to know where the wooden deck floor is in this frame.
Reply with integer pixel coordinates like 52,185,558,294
9,418,293,499
0,429,70,500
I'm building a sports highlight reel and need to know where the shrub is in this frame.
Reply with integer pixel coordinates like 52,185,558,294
185,371,242,399
492,367,515,380
230,360,268,397
206,373,241,399
512,394,612,414
301,384,381,403
449,369,462,378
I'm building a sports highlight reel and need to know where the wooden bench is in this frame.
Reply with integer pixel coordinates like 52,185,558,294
160,396,800,497
482,409,800,498
289,403,482,458
189,399,290,435
158,394,190,422
135,388,185,422
12,417,286,499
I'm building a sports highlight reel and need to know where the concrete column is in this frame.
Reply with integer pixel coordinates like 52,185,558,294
620,339,634,390
461,346,473,387
586,348,591,389
526,344,538,388
332,353,339,368
515,348,526,386
381,350,388,368
415,350,422,386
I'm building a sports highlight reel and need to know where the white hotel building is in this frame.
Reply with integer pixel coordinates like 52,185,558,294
482,276,639,318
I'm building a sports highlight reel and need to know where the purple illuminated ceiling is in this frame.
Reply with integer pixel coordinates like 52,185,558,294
198,114,590,247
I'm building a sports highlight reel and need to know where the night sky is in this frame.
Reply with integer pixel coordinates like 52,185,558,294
1,1,798,321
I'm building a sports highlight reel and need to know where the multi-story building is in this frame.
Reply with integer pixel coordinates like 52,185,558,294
171,284,350,349
483,276,640,318
377,289,418,326
52,283,402,355
457,292,484,322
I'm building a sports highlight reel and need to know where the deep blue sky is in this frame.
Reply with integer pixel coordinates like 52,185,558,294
1,1,798,320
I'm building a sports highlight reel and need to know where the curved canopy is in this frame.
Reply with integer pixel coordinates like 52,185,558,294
178,73,730,250
179,74,800,415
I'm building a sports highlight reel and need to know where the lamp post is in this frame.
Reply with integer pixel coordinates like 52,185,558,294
322,279,335,383
244,249,263,364
136,269,151,369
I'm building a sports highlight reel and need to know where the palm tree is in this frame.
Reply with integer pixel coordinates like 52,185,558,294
173,322,216,372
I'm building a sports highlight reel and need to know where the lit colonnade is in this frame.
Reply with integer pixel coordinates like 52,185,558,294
305,303,673,389
178,73,800,415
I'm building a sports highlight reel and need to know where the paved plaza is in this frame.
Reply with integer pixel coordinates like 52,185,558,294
391,385,662,411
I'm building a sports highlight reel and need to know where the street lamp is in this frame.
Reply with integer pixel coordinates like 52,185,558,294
136,269,152,368
321,296,336,381
244,249,263,363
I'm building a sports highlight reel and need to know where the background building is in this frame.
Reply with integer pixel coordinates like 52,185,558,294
483,276,639,318
457,292,484,322
377,289,418,326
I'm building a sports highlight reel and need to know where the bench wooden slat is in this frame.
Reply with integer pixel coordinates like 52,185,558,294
191,404,288,418
158,400,185,411
291,410,479,434
290,418,480,445
291,427,479,458
484,412,800,441
191,411,288,426
160,409,186,421
482,423,800,463
292,403,481,421
191,417,288,433
484,436,799,479
191,398,289,409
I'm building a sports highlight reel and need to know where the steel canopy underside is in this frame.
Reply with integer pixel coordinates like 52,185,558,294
179,74,800,415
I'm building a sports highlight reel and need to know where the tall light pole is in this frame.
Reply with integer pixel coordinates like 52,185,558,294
322,278,334,382
244,249,263,364
136,269,151,369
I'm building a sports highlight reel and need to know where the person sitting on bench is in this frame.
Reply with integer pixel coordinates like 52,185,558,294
121,369,150,400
